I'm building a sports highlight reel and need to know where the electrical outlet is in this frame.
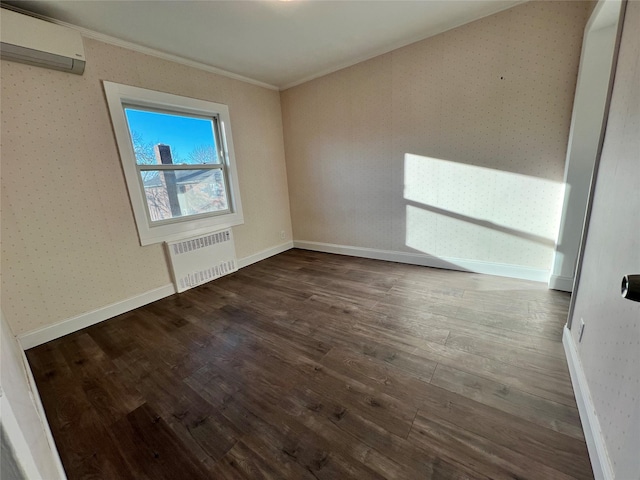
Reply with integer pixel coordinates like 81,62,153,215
279,230,286,240
578,318,586,343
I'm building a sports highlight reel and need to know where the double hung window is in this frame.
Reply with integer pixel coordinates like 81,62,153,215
103,82,243,245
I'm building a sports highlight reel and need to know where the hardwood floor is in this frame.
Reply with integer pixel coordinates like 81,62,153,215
27,249,593,479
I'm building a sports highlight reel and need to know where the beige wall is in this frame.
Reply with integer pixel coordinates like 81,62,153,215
570,1,640,476
1,37,292,336
281,1,590,273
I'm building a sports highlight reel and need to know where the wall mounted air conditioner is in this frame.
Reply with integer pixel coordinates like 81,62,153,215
0,8,85,74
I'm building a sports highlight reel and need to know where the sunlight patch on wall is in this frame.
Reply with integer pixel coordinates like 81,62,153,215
404,153,564,270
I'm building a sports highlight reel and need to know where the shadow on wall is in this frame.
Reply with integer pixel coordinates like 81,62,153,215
403,153,565,271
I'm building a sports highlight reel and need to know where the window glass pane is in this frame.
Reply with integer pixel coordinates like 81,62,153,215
141,169,229,222
124,108,219,165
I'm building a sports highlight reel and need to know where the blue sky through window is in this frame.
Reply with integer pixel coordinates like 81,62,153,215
124,108,217,162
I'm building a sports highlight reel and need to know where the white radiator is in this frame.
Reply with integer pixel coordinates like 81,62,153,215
166,229,237,293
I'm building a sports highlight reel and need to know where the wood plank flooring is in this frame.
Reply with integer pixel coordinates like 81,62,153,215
27,249,593,479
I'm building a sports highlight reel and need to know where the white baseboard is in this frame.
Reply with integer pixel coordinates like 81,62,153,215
17,242,295,349
0,394,50,480
16,240,544,348
18,284,177,350
19,347,68,479
293,240,549,283
563,327,612,480
549,274,574,292
237,241,293,268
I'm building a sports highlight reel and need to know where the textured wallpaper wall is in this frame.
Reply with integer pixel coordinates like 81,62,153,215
1,37,292,336
281,1,590,273
571,2,640,477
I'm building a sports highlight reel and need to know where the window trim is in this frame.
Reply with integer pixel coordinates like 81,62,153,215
103,81,244,246
125,104,232,224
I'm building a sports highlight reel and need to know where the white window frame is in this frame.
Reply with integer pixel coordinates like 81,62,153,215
103,81,244,246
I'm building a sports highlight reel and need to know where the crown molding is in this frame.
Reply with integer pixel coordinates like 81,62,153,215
0,4,279,91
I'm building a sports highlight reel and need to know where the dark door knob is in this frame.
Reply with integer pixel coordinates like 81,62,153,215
621,275,640,302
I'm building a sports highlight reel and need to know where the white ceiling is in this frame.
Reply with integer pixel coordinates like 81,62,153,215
6,0,524,89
